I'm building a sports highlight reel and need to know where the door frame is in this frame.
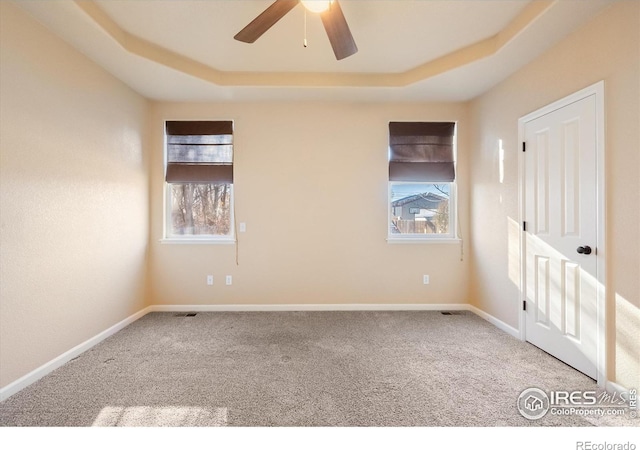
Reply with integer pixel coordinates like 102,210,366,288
517,81,606,386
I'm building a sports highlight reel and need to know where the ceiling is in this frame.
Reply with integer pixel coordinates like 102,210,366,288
14,0,616,102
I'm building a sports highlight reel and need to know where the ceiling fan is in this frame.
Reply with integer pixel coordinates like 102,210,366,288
234,0,358,60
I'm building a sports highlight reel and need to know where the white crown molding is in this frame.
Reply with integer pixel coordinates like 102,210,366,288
72,0,555,88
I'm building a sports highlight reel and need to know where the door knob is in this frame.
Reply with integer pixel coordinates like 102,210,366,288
577,246,592,255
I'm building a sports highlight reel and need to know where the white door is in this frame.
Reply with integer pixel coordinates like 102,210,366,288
523,94,598,379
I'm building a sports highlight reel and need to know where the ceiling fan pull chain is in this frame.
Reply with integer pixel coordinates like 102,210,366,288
303,9,308,48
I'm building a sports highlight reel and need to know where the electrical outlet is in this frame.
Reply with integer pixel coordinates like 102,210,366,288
423,275,430,285
207,275,213,286
225,275,232,286
239,222,246,233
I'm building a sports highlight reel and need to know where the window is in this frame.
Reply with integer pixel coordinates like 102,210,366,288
388,122,456,240
164,121,234,241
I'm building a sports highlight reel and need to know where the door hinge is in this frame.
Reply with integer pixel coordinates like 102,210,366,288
522,142,526,152
523,221,527,232
523,300,527,311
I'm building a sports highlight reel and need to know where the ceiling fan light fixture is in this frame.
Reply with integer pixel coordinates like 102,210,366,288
301,0,333,14
234,0,356,60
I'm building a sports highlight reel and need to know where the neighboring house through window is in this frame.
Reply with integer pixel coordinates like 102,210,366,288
164,121,234,241
388,121,457,240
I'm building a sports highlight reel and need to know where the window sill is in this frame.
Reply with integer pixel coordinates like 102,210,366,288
160,238,236,245
387,237,461,245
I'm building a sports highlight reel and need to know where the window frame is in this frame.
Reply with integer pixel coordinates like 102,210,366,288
386,121,459,244
162,183,235,244
161,121,235,244
387,181,458,243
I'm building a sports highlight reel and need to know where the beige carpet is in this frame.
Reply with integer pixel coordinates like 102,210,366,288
0,311,633,426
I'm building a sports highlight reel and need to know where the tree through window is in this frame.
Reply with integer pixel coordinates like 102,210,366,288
165,121,234,239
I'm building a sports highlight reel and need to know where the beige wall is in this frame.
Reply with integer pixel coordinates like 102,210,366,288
469,1,640,388
149,101,470,306
0,3,149,387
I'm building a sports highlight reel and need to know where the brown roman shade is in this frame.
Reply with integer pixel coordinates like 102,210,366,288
165,121,233,184
389,122,456,182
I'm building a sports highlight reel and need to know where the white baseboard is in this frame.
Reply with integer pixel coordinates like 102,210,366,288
152,303,520,339
0,306,153,402
605,380,629,396
149,303,470,312
466,305,520,338
1,302,519,401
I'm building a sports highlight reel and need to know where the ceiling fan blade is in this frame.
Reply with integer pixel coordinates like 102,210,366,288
234,0,300,43
320,1,358,60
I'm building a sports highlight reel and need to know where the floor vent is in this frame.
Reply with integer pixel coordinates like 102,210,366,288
441,311,462,316
174,312,198,317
